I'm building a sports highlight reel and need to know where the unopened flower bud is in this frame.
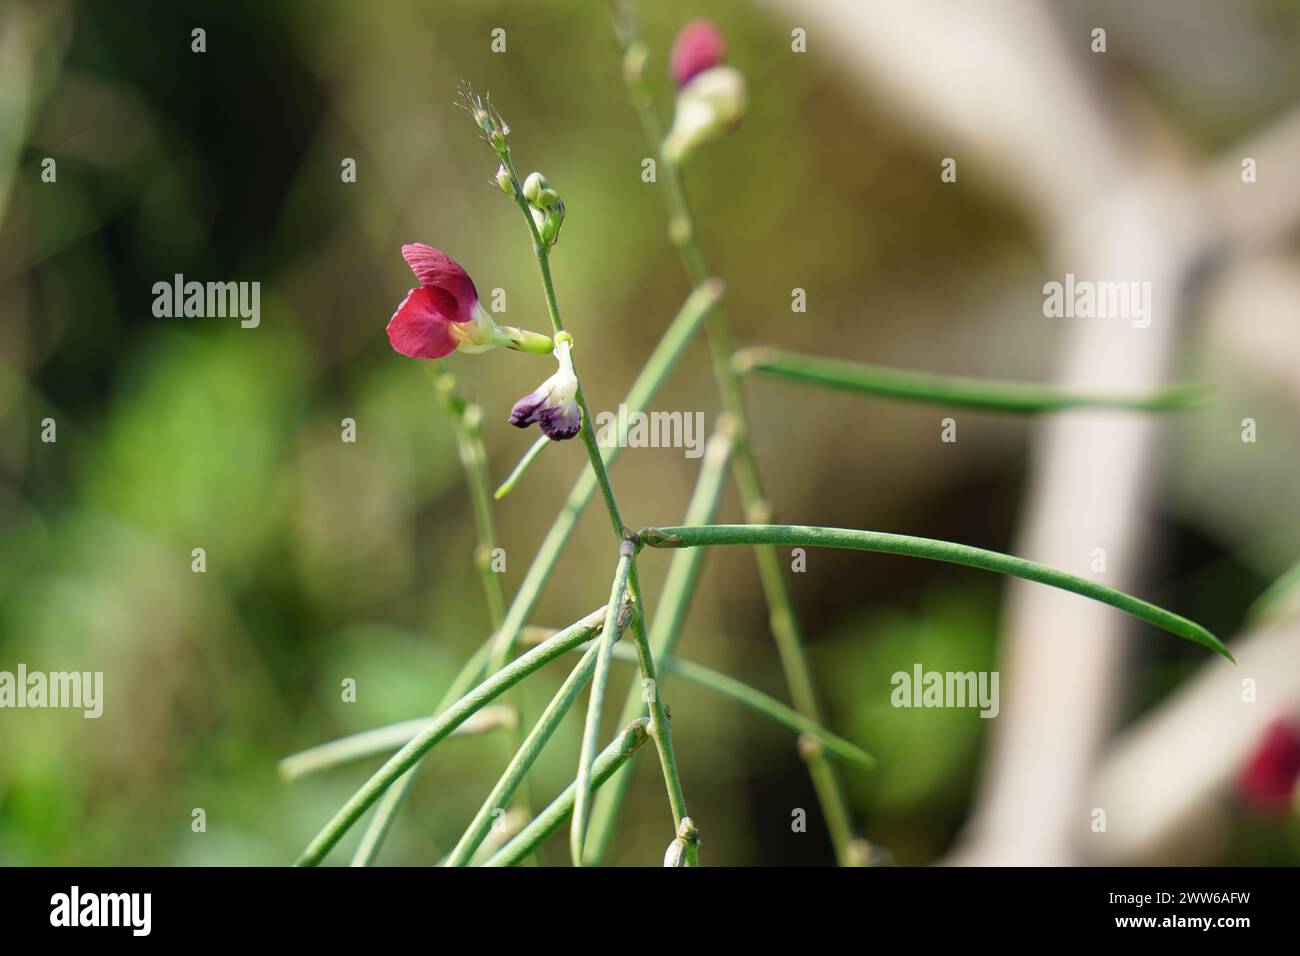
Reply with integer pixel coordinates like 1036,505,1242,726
523,171,550,206
495,164,517,198
670,20,726,88
533,187,563,214
539,204,565,247
522,175,565,247
663,66,747,165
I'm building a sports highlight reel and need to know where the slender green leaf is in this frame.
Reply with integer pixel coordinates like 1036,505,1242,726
482,718,652,867
734,346,1210,414
294,604,608,866
638,524,1232,661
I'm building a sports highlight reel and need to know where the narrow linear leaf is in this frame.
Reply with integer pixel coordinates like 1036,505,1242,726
638,524,1232,661
571,551,634,866
293,604,608,866
279,706,515,781
734,347,1209,414
495,434,551,500
617,646,875,768
482,718,652,868
444,643,601,866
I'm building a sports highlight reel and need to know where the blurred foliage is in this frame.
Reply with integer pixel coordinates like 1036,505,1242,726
1,0,1299,865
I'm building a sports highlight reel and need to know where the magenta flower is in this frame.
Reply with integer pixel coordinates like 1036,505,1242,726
387,243,552,359
670,19,726,88
664,22,746,164
509,334,582,441
1237,717,1300,814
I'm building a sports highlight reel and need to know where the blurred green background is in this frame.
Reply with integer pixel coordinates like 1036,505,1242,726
2,0,1299,866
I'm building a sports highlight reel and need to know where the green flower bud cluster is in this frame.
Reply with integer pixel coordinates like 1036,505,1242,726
457,82,511,159
523,171,566,248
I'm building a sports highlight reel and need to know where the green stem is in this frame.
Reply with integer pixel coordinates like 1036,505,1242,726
444,641,604,866
584,423,734,863
608,1,861,865
572,642,875,768
495,434,550,500
279,706,514,781
571,550,634,865
733,347,1210,413
501,144,696,855
1247,558,1300,623
294,605,608,866
638,524,1233,660
482,718,652,867
499,150,624,539
624,556,692,854
485,279,724,674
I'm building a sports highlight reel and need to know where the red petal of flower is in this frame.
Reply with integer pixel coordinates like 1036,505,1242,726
401,243,478,322
386,287,459,359
1238,717,1300,813
670,19,726,88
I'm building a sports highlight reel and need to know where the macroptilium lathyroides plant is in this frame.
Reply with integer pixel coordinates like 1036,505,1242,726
288,10,1231,869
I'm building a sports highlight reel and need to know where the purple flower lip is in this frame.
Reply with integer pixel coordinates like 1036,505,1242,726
508,387,582,440
539,404,582,440
508,338,582,441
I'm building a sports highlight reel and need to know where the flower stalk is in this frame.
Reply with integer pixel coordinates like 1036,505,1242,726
607,0,862,865
474,91,700,854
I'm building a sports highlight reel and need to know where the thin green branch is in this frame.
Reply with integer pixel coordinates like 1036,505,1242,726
432,370,510,625
571,549,634,865
625,646,873,767
584,422,734,862
279,706,515,781
624,556,693,860
485,278,725,675
294,604,609,866
733,347,1210,414
497,132,696,856
542,641,873,768
495,434,550,499
608,0,861,864
1247,558,1300,623
482,718,652,867
497,149,624,536
347,640,492,866
638,524,1233,660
